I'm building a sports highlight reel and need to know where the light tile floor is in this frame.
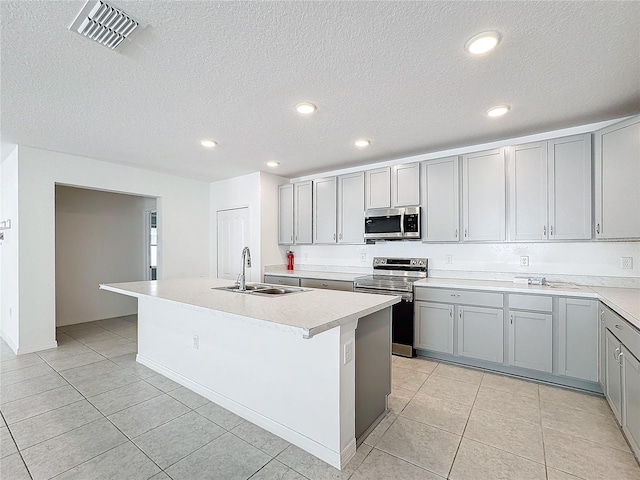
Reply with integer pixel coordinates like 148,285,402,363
1,316,640,479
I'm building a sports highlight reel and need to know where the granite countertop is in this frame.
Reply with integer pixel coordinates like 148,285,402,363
100,277,399,338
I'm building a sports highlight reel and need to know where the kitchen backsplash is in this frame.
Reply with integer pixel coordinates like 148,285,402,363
278,241,640,288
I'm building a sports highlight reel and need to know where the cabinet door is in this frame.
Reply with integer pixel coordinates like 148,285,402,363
365,167,391,209
599,306,607,391
622,345,640,457
508,142,548,241
605,328,623,422
414,301,454,353
278,184,294,244
548,134,592,240
294,181,313,244
558,298,598,381
508,310,552,373
458,306,504,363
391,163,420,207
313,177,337,244
337,172,364,244
595,116,640,239
462,149,506,241
422,157,460,242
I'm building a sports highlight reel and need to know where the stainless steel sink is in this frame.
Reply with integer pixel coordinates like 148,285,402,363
213,284,305,296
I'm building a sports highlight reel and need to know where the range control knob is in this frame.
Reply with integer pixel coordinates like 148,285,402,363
411,259,416,265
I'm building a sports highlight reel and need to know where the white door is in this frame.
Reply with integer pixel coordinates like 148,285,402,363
217,207,251,281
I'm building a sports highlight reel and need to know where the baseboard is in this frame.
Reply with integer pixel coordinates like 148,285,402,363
16,340,58,355
0,329,18,354
137,354,347,470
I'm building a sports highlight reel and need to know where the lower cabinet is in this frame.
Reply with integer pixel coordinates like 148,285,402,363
299,278,353,291
457,306,504,363
263,275,300,287
602,304,640,458
558,298,598,381
414,302,454,354
508,310,552,372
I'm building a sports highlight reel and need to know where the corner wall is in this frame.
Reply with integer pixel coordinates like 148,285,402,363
55,186,153,326
12,146,211,354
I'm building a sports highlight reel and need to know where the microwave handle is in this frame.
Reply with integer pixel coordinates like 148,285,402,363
400,210,405,236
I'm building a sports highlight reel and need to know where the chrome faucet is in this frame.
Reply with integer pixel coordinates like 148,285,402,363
238,247,252,291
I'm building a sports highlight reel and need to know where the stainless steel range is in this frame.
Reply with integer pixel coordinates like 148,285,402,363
354,257,428,357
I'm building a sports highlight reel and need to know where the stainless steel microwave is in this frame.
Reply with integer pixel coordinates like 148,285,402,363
364,207,421,240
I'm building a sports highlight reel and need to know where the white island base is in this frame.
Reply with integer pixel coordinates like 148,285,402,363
101,278,397,470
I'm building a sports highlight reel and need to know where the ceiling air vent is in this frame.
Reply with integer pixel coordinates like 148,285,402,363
69,0,144,51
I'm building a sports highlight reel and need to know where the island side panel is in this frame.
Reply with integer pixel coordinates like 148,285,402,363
136,296,352,469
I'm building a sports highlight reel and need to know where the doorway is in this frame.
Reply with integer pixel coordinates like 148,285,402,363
145,210,158,280
217,207,250,281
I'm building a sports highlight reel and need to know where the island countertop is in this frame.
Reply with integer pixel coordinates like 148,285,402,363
100,277,400,338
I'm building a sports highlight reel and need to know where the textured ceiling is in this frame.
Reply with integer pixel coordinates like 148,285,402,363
1,1,639,181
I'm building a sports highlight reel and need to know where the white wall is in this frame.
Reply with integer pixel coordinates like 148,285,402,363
0,147,19,351
9,146,210,354
55,186,154,326
289,241,640,287
210,172,288,281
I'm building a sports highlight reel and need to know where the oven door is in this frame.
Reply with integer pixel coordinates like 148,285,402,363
364,208,404,239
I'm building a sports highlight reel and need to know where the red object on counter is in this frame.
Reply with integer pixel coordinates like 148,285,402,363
287,251,294,270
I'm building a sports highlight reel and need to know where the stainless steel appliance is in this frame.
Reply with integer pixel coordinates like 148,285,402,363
364,207,420,240
353,257,428,357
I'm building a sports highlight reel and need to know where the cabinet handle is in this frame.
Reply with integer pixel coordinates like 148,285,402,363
295,235,298,241
614,324,623,330
543,225,546,236
338,233,342,240
510,314,513,325
459,308,463,319
333,233,336,240
290,235,293,242
464,229,468,238
450,294,461,297
449,307,453,318
454,229,458,239
596,223,600,234
618,351,624,366
614,347,620,361
550,225,553,236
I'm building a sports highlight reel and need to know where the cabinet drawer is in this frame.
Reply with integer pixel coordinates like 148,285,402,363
300,278,353,291
264,275,300,287
604,306,640,360
414,287,503,308
509,294,552,312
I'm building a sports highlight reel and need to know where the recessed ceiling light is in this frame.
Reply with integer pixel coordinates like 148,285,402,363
266,161,280,168
465,31,501,55
295,102,317,115
200,139,218,148
486,105,511,118
354,138,371,148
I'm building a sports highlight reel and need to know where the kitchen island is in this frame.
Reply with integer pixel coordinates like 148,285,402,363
99,277,399,470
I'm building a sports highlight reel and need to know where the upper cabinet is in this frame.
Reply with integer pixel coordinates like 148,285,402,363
508,134,591,241
294,181,313,244
422,156,460,242
391,163,420,207
337,172,365,244
365,167,391,209
278,184,294,244
462,148,507,241
595,115,640,239
313,177,337,244
365,163,419,209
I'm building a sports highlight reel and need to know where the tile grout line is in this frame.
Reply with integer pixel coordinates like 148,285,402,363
0,409,34,480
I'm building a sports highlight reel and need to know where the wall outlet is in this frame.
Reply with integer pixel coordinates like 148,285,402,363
621,257,633,269
445,254,453,265
520,256,530,267
343,341,353,365
360,253,366,262
192,335,199,350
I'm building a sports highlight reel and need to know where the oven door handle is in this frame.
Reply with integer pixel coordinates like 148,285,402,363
353,287,413,301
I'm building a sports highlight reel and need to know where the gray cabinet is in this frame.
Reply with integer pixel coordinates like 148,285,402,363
458,305,504,363
300,278,353,292
558,298,598,381
462,148,506,241
506,294,560,375
337,172,364,244
508,134,591,242
414,301,454,354
622,344,640,456
365,167,391,209
391,163,420,207
294,181,313,244
263,275,300,287
278,184,294,244
421,156,459,242
313,177,337,244
595,115,640,239
605,327,624,422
